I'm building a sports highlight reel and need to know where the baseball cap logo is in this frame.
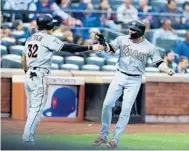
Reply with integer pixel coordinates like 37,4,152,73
52,97,57,109
43,87,77,117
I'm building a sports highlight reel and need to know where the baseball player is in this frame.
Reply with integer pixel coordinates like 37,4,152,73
21,14,104,145
92,21,175,149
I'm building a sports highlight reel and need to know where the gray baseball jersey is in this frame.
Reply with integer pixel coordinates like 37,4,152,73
110,35,162,75
23,31,64,70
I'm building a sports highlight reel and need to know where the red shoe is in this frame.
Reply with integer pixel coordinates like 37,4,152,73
92,137,107,146
106,140,118,149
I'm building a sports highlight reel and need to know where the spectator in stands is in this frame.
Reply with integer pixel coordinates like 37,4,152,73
62,30,74,43
84,28,100,45
51,0,83,26
164,50,177,70
35,0,53,12
152,19,178,44
29,18,38,35
74,35,85,45
161,0,184,29
175,56,188,73
12,20,30,39
117,0,138,27
3,0,34,22
174,31,189,61
1,25,12,38
182,1,189,29
29,0,54,19
137,0,159,29
98,0,118,30
74,1,101,39
73,0,89,22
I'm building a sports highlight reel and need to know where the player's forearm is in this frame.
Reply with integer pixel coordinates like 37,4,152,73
158,62,171,73
21,55,28,73
61,43,93,53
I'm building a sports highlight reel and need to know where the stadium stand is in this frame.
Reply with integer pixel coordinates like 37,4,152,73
51,63,59,70
1,54,22,68
101,65,116,71
86,56,105,67
9,45,25,56
0,45,8,57
51,55,64,67
1,0,188,73
65,56,85,68
60,64,80,71
81,64,100,71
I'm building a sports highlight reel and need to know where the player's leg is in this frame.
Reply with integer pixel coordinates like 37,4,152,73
93,71,124,145
22,72,48,143
108,75,142,148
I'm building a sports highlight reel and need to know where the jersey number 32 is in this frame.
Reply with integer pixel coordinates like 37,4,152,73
28,44,38,58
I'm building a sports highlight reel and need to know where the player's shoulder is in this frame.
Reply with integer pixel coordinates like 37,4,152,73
143,38,156,49
117,35,129,40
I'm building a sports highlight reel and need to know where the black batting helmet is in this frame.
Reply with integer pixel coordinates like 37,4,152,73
128,21,145,39
37,14,57,30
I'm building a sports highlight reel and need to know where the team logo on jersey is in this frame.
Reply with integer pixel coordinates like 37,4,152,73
120,45,148,62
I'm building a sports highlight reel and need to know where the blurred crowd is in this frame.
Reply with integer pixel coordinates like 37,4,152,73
1,0,189,73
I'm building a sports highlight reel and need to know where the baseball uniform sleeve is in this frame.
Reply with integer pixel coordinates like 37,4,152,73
150,46,162,64
109,36,121,52
48,37,65,52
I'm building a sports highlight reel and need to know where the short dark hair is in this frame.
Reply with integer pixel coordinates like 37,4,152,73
183,1,189,10
168,0,176,5
165,50,173,56
178,56,188,63
13,20,23,29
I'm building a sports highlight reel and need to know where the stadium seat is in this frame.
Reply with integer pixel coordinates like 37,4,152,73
156,38,178,51
9,45,25,56
0,45,8,57
176,30,186,38
145,67,160,73
86,56,105,67
54,51,73,57
1,37,16,48
106,57,118,65
65,56,85,68
101,65,116,72
156,46,166,58
2,22,12,28
51,55,64,67
12,31,25,39
51,63,59,70
1,54,22,68
18,38,26,45
60,64,79,71
144,30,157,42
81,64,100,71
109,0,123,11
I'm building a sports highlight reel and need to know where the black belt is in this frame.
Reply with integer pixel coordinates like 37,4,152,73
117,69,141,76
32,67,50,74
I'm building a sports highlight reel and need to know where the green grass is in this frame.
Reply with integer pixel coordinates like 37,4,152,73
2,133,189,150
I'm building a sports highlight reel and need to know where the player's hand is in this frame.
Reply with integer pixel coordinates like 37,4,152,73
167,68,175,76
92,44,105,51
